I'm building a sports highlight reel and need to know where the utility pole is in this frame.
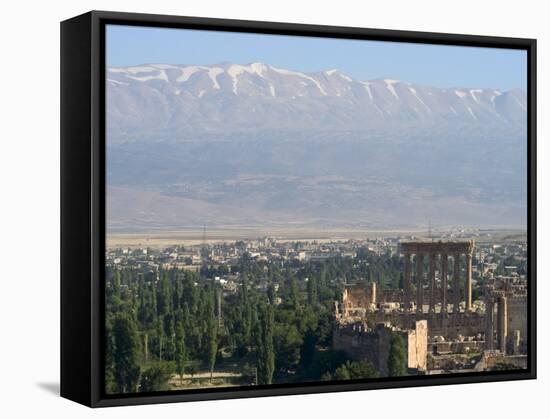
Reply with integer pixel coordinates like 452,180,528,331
217,288,222,328
201,224,207,262
144,332,148,362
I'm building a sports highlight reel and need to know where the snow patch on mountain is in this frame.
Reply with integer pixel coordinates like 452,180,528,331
176,66,203,83
470,89,482,103
151,64,179,70
127,71,168,82
384,80,400,99
270,66,328,96
107,79,128,86
339,73,353,82
455,90,467,99
207,67,224,89
361,82,374,101
226,63,271,95
515,97,526,111
409,87,431,113
467,106,478,120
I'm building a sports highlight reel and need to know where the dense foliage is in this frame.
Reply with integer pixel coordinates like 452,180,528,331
105,251,402,393
388,333,408,377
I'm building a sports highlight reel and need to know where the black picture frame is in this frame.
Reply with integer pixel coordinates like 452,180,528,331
61,10,537,408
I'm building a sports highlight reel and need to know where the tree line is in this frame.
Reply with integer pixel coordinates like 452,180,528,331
105,251,407,393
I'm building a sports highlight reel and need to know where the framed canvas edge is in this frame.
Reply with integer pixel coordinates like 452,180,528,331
60,9,537,408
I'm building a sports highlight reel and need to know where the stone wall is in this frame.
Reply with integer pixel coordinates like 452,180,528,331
332,320,427,376
407,320,427,371
342,282,376,316
430,340,485,355
332,322,391,376
507,295,528,353
378,289,404,304
473,350,528,371
372,311,486,339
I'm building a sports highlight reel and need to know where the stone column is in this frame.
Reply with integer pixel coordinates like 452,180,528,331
512,330,521,355
429,252,436,313
497,296,508,354
403,252,411,313
441,253,448,317
465,253,473,311
453,253,461,314
416,253,424,314
485,297,494,350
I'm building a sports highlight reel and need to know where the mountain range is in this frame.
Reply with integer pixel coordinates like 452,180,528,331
106,63,527,232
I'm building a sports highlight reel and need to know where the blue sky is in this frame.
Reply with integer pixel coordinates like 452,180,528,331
106,24,527,91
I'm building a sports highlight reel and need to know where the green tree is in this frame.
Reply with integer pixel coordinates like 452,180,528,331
157,270,172,317
306,350,350,380
274,321,303,371
288,278,301,311
163,313,176,360
239,275,253,349
307,276,318,306
204,293,218,382
267,283,277,305
175,313,187,385
333,363,351,380
256,304,275,385
156,315,164,360
206,320,218,382
113,270,121,297
299,330,317,371
333,360,379,381
104,317,116,393
112,313,141,393
139,361,173,392
388,333,408,377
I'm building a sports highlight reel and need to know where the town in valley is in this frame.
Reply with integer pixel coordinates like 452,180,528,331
105,228,528,392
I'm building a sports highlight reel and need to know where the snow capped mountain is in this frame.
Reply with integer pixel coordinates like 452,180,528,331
106,62,526,142
106,62,527,231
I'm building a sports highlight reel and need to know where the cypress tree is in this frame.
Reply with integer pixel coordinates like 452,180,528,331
257,304,275,385
204,290,218,382
113,269,121,297
156,315,164,360
388,332,408,377
206,315,218,382
175,311,187,385
112,313,141,393
307,276,318,306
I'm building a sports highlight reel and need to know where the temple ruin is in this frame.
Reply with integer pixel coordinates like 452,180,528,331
400,240,475,316
333,239,528,374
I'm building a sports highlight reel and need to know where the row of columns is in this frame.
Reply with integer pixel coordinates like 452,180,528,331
403,251,473,315
485,295,508,353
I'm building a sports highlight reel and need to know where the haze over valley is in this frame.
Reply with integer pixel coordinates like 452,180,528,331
106,62,527,233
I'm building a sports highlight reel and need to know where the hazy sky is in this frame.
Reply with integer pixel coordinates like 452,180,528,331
106,24,527,91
